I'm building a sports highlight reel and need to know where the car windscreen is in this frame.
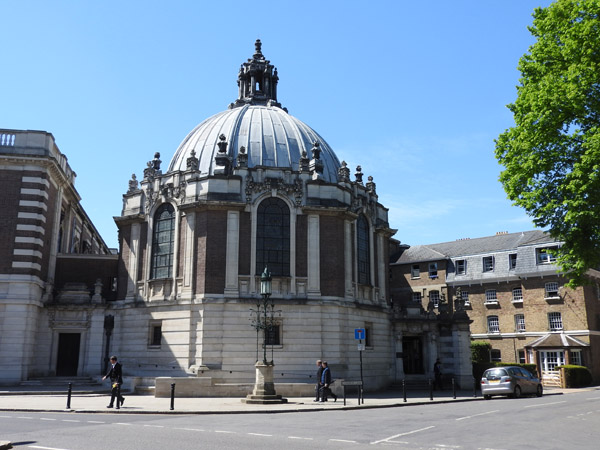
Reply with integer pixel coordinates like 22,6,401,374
484,368,507,378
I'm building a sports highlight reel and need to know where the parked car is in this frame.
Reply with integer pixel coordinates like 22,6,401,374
481,366,543,399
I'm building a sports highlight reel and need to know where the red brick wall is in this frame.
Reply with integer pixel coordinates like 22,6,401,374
196,209,227,294
0,169,21,272
238,211,251,275
295,214,307,278
319,215,345,297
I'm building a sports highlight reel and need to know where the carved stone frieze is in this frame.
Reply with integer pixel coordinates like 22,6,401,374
245,174,303,205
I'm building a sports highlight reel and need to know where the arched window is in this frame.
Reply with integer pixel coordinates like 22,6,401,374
357,214,370,285
256,197,290,276
151,203,175,279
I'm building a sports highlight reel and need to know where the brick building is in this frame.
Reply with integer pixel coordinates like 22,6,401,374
391,230,600,385
0,41,474,392
0,129,116,384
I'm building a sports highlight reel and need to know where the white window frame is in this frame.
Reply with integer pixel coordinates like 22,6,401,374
545,282,560,299
515,314,526,332
570,350,582,366
483,256,494,272
462,290,470,306
485,289,498,303
456,259,466,275
548,312,563,331
537,246,558,265
429,290,440,308
509,253,517,270
487,315,500,333
512,287,523,303
411,264,420,279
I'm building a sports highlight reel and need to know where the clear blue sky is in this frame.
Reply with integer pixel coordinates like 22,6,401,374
1,0,553,249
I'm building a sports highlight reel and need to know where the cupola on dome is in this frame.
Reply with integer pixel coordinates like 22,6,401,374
168,40,341,182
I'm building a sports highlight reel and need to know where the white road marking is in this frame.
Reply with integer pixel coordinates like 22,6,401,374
62,419,80,422
0,415,11,418
113,422,132,425
87,420,105,424
18,416,34,419
215,430,236,434
248,433,272,437
40,418,57,421
456,410,499,421
523,401,566,408
174,427,205,432
371,426,435,444
143,424,164,428
434,445,461,448
288,436,313,440
586,397,600,401
329,439,358,443
29,446,71,450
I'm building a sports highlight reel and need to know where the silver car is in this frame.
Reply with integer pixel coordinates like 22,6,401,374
481,366,543,399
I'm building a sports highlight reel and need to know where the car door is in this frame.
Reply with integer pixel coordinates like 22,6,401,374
518,368,534,394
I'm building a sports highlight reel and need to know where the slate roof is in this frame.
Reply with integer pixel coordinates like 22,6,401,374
392,230,555,264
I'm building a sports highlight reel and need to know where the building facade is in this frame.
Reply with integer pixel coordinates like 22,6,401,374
0,42,474,392
391,230,600,385
0,129,116,384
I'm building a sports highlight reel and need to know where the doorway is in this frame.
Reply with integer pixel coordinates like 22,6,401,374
56,333,81,376
403,336,424,374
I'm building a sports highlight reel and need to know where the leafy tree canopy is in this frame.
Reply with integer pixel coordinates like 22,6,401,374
496,0,600,286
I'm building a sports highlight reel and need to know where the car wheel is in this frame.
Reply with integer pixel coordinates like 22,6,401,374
484,395,492,400
513,385,522,399
536,385,543,397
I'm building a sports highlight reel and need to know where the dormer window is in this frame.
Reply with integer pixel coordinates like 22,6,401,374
537,246,558,264
429,262,438,279
456,259,466,275
483,256,494,272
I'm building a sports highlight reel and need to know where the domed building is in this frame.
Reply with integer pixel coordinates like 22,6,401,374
113,40,398,393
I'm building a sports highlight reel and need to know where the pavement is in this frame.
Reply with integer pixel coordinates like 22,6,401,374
0,384,582,415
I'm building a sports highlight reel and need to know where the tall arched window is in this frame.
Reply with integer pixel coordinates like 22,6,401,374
151,203,175,279
256,197,290,276
357,214,370,285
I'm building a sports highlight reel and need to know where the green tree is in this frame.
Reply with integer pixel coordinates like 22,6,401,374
496,0,600,286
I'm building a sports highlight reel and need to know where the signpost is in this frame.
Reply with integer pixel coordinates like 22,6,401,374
355,328,365,392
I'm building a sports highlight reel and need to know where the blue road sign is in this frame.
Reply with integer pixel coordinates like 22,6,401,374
355,328,365,340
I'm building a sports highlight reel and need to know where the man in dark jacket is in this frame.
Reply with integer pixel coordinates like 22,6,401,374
314,360,323,402
319,361,337,402
103,355,125,408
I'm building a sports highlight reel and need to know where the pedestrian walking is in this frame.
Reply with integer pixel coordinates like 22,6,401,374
314,359,324,402
319,361,337,402
103,355,125,408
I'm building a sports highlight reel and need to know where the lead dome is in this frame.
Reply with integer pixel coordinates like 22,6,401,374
167,40,341,182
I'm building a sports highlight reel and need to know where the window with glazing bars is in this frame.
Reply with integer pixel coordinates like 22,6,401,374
483,256,494,272
357,215,370,285
548,312,563,330
412,292,422,303
430,290,440,308
545,282,559,298
487,316,500,333
515,314,526,332
512,287,523,302
485,289,497,302
256,197,290,276
151,203,175,279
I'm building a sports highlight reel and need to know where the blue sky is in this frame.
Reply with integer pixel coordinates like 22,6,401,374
1,0,553,249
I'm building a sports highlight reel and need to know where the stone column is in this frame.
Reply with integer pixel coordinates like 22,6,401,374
126,222,140,299
224,210,240,297
377,233,386,303
307,214,320,297
182,211,196,297
344,219,354,298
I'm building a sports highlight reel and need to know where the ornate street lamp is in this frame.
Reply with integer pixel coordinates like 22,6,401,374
243,266,287,404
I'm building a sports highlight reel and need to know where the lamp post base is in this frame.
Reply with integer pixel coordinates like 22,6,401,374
242,361,288,404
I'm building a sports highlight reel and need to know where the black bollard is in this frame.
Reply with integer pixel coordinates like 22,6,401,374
66,382,72,409
429,378,433,401
402,379,407,403
452,377,456,399
170,383,176,410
